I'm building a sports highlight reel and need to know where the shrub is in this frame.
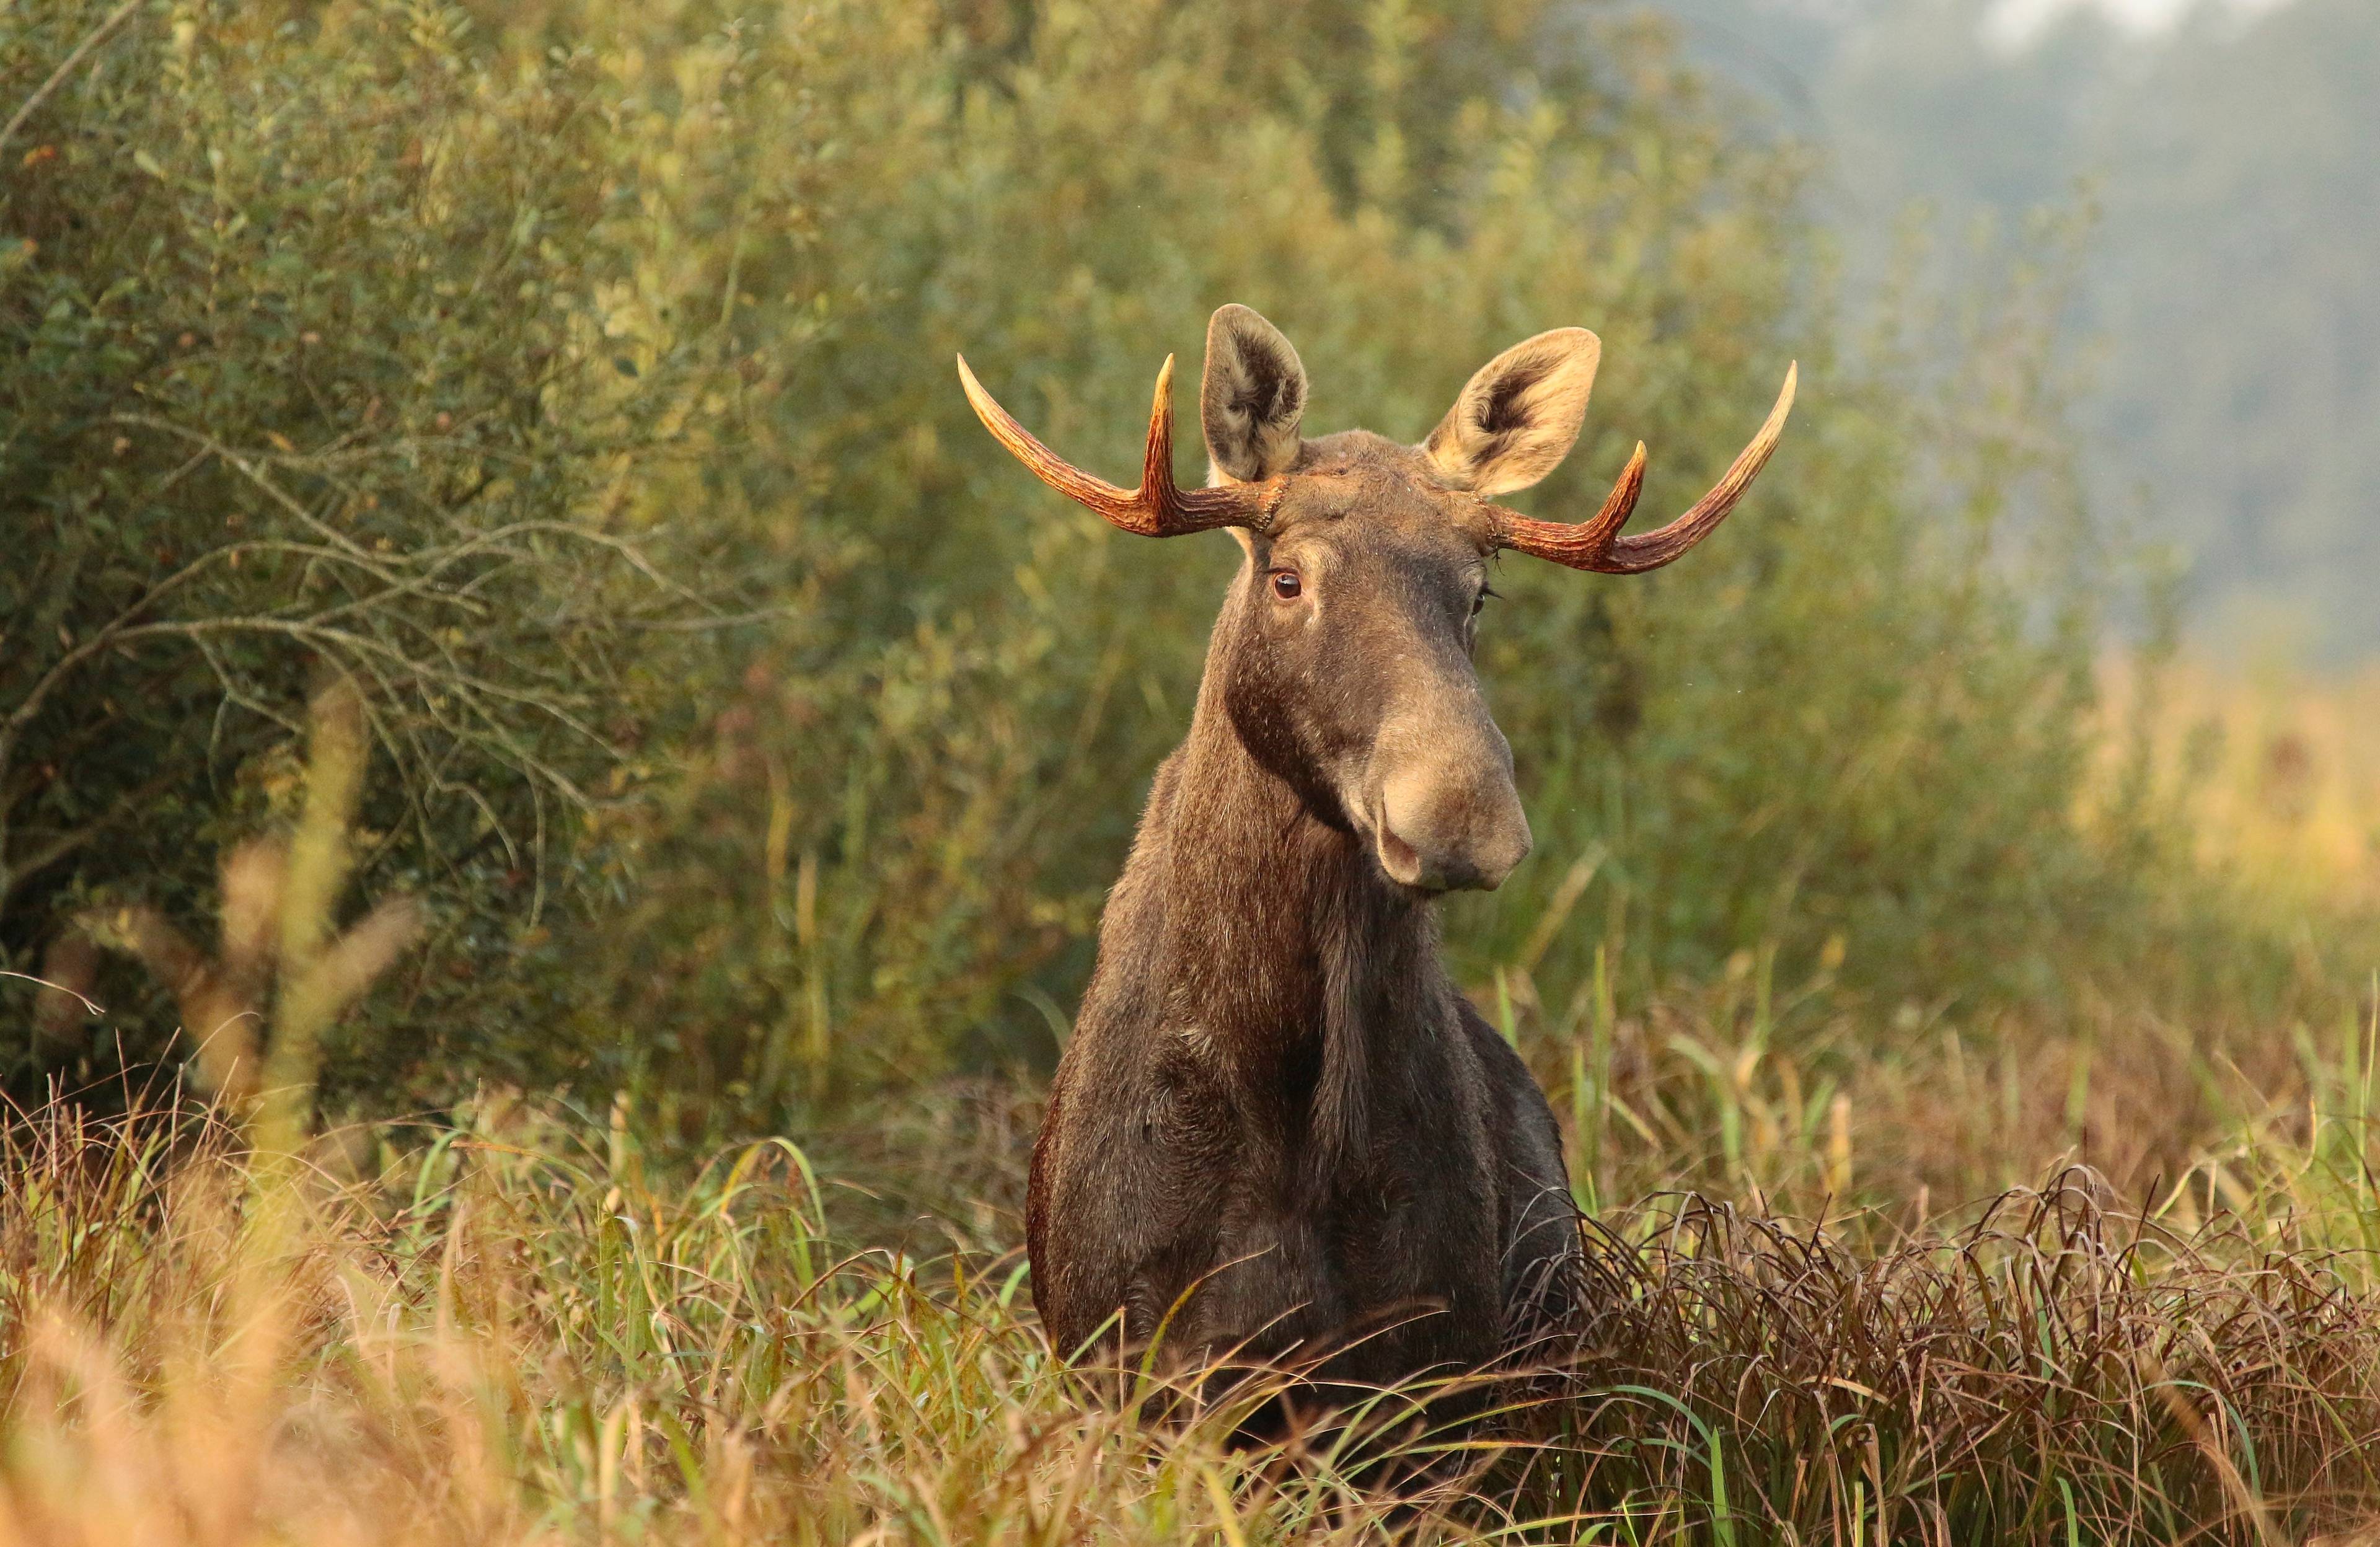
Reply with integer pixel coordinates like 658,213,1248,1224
4,0,2356,1119
0,1,741,1100
562,0,2322,1125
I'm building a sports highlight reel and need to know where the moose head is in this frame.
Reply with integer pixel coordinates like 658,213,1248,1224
958,305,1793,896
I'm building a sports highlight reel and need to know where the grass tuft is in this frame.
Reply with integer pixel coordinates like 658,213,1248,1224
1514,1179,2380,1541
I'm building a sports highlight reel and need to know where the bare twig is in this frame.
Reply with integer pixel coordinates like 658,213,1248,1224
0,0,143,160
3,964,102,1016
105,415,387,565
4,407,697,925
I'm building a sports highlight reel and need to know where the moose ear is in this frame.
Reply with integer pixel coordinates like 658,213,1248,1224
1423,328,1602,496
1200,304,1308,483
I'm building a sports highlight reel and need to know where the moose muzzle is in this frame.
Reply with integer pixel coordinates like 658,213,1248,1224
1362,704,1532,893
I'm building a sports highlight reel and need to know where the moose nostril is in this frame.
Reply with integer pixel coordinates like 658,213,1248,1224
1376,823,1425,885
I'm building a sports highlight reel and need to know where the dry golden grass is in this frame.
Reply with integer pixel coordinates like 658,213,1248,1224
7,672,2380,1543
2099,656,2380,916
1,1035,2378,1546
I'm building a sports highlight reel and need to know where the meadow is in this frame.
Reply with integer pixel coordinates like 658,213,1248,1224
9,752,2380,1541
6,0,2380,1540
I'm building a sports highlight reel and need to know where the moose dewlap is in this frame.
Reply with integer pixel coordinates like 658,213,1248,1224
959,306,1794,1414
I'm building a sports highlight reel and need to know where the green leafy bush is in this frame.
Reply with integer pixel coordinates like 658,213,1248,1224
0,1,739,1097
565,0,2308,1124
1,0,2347,1119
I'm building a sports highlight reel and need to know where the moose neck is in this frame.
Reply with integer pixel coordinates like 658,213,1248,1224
1151,602,1447,1180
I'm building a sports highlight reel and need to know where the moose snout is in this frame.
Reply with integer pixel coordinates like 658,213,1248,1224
1370,741,1532,893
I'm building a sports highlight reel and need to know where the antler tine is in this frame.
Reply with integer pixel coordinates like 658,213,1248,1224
1494,362,1797,575
956,353,1272,537
1486,443,1646,568
1598,362,1797,573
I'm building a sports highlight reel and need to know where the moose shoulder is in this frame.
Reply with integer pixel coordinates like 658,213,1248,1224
960,306,1794,1398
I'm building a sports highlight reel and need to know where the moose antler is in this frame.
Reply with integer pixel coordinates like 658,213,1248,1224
956,354,1279,536
1492,362,1797,574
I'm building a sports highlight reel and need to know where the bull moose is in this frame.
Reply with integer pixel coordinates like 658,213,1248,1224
958,306,1793,1410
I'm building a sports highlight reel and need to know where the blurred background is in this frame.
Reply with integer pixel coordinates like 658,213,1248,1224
2,0,2375,1205
1659,0,2378,661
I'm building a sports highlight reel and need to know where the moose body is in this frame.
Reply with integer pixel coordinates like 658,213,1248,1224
1027,653,1579,1391
960,306,1793,1401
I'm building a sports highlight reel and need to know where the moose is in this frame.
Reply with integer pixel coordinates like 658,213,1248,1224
958,306,1793,1413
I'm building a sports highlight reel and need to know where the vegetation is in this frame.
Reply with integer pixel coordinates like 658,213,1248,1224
4,935,2379,1540
0,0,744,1099
4,682,2378,1539
4,0,2380,1540
15,0,2342,1121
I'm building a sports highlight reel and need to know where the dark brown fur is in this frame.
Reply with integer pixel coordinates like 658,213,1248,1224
977,307,1783,1426
1026,436,1581,1408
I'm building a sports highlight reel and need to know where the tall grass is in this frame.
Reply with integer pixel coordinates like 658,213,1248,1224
3,1015,2379,1545
7,660,2380,1544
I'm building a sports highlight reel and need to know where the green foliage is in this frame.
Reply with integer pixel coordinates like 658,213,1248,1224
0,0,2351,1117
0,1,738,1096
562,0,2306,1122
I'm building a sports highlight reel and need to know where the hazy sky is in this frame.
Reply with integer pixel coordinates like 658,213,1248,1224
1985,0,2293,43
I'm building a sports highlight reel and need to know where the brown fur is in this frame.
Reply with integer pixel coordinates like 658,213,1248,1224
1025,311,1592,1416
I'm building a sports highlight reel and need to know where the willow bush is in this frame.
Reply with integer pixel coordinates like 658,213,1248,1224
0,0,2337,1119
0,0,747,1100
562,0,2296,1122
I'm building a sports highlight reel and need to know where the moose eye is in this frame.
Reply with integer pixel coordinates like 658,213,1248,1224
1471,584,1498,617
1271,570,1303,601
